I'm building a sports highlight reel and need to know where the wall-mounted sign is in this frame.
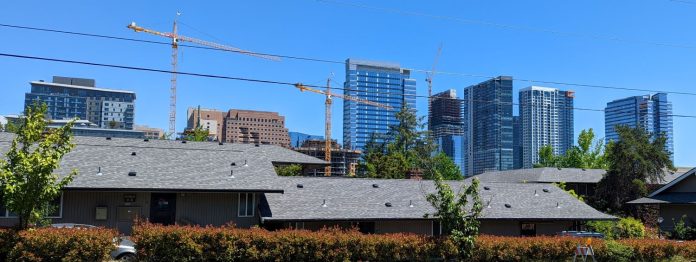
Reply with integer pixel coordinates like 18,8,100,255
124,194,136,203
95,206,108,220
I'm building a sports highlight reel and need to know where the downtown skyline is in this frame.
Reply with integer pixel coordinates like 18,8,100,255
0,1,694,166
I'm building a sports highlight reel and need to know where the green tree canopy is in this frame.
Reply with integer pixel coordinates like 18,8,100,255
0,103,77,229
534,128,608,169
184,126,210,142
274,164,303,177
592,125,675,214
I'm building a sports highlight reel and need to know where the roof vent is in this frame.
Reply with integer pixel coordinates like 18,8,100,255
254,144,260,147
483,186,490,190
181,140,187,144
504,203,511,208
297,184,304,188
556,202,561,209
131,152,136,156
243,160,248,167
321,199,327,207
409,200,414,208
144,138,149,142
534,190,539,196
385,202,392,207
229,170,235,179
543,188,550,193
372,183,379,188
557,167,562,170
231,162,236,166
582,168,586,171
106,137,112,140
218,142,224,145
96,166,103,176
128,171,136,177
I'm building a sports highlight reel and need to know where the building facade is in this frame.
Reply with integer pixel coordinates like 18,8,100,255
186,108,290,147
25,76,136,130
605,93,674,158
289,131,323,148
430,89,465,175
462,76,514,176
134,125,165,140
512,116,523,169
294,139,361,176
343,59,416,151
519,86,575,168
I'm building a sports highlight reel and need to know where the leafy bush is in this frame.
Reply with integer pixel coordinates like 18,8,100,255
7,227,117,262
132,223,457,261
601,240,633,262
587,217,645,239
0,228,19,260
671,215,696,240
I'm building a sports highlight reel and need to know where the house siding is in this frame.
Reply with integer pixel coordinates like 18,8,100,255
659,204,696,231
176,192,259,228
666,175,696,193
375,220,432,235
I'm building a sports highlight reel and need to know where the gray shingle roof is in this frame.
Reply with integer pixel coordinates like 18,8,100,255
260,177,615,222
471,168,606,184
628,193,696,205
0,132,326,192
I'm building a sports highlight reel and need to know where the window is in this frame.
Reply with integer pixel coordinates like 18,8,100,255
238,193,255,217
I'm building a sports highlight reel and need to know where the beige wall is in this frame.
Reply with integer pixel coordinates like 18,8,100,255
659,204,696,231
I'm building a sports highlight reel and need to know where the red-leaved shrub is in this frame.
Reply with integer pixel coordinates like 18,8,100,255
7,227,117,262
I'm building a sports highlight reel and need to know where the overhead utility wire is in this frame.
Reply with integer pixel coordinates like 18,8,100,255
1,52,693,119
1,23,695,97
317,0,696,50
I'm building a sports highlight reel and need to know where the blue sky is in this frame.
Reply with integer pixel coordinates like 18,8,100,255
0,1,694,166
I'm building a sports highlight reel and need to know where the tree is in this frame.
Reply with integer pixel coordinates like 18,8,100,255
425,172,483,260
534,128,608,169
274,164,303,176
108,120,118,129
0,103,76,229
535,145,557,168
592,125,674,214
184,126,209,142
424,152,463,180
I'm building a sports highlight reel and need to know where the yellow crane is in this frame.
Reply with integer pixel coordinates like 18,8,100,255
294,82,392,176
127,18,279,136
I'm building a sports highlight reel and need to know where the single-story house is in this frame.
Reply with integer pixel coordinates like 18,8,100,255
628,167,696,232
473,167,688,197
0,133,615,236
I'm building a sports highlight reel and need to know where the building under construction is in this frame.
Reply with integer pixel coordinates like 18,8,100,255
293,139,361,176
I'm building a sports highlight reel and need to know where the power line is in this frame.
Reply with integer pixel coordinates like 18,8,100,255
1,52,693,119
317,0,696,50
2,22,696,96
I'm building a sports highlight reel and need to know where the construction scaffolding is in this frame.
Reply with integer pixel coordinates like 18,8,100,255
293,139,362,177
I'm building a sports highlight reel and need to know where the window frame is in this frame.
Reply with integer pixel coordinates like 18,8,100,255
237,193,255,217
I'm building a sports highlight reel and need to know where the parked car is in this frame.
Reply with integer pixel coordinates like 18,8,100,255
557,230,605,239
50,223,136,261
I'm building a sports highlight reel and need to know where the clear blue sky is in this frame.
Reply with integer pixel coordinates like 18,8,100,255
0,1,694,166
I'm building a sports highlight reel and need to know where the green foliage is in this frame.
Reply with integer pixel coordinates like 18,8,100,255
586,217,646,240
7,227,117,261
534,128,608,169
671,215,696,240
0,103,76,229
2,120,22,134
602,240,634,262
0,229,19,260
424,152,462,180
425,173,482,260
132,223,458,261
274,164,303,177
553,182,584,202
185,126,210,142
593,125,675,213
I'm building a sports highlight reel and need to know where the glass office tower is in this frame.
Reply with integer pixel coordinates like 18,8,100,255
605,93,674,159
430,89,465,175
343,59,416,151
519,86,575,168
462,76,514,176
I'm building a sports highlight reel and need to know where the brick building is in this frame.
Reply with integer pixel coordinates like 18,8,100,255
187,108,290,147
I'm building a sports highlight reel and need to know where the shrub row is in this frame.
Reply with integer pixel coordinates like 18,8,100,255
0,227,117,262
132,223,457,261
133,223,696,262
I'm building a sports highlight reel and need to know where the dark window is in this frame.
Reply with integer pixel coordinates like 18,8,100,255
521,223,536,236
238,193,254,217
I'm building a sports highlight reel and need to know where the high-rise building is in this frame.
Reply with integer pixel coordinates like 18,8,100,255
462,76,514,176
186,107,291,147
24,76,136,129
605,93,673,158
343,59,416,151
289,131,323,148
512,116,523,170
519,86,575,168
430,89,465,175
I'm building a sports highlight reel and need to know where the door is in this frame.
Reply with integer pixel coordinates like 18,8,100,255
149,193,177,225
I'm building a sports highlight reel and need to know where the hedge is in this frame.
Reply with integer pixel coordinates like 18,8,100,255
132,223,457,261
5,227,117,262
133,223,696,262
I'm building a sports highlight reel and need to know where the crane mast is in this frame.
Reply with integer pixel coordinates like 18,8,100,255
426,44,443,132
127,19,279,137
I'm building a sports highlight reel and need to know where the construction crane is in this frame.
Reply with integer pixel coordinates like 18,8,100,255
127,18,279,136
294,82,392,176
426,44,443,132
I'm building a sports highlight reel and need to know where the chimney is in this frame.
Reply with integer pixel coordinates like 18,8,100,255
407,168,423,180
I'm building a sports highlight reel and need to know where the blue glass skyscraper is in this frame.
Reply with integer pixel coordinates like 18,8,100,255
343,59,416,151
519,86,575,168
430,89,465,175
462,76,514,176
605,93,674,159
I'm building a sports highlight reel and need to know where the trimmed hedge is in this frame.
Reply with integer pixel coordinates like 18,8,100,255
0,228,19,260
6,227,117,262
133,223,696,262
132,223,457,261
